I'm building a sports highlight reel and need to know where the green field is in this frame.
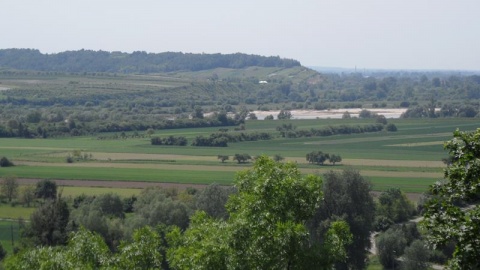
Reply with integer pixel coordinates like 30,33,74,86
0,220,21,255
0,118,478,193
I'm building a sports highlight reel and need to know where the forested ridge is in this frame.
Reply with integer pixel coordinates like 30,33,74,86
0,49,300,73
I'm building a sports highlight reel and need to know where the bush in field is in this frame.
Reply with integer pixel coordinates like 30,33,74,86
386,123,398,132
233,153,251,164
0,156,14,167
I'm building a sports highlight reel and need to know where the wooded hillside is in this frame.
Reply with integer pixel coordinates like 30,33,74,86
0,49,300,73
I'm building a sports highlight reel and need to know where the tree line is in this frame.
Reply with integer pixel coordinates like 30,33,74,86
0,49,300,74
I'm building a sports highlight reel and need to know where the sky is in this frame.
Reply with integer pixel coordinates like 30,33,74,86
1,0,479,70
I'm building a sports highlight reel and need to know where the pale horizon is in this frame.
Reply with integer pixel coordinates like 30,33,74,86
1,0,479,71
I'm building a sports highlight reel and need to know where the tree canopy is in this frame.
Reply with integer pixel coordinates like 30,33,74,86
168,156,352,269
423,128,480,269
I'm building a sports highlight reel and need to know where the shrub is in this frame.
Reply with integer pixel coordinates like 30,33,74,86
0,157,14,167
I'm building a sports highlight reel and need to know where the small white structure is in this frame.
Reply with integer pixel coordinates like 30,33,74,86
259,80,268,84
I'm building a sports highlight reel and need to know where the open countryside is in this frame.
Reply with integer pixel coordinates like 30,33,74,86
1,118,477,194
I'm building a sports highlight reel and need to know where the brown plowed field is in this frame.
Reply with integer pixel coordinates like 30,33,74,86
16,178,210,190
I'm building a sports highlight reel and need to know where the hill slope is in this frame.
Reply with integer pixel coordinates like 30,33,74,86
0,49,301,74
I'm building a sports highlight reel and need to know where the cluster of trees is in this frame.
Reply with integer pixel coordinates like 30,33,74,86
0,49,300,73
402,102,479,118
151,136,188,146
0,111,245,139
306,151,342,165
277,122,393,139
191,131,272,147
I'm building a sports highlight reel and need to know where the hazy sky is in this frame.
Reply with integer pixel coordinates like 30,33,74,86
1,0,479,70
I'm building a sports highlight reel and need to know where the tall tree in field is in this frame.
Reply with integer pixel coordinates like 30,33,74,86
35,179,57,200
25,197,70,246
423,129,480,270
1,175,18,202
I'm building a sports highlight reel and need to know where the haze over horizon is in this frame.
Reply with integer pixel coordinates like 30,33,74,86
1,0,479,71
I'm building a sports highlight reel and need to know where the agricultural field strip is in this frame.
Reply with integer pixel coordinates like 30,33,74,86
302,132,452,145
386,141,445,147
14,161,442,179
0,146,72,151
37,151,446,168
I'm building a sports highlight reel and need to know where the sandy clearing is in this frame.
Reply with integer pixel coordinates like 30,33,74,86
251,108,409,120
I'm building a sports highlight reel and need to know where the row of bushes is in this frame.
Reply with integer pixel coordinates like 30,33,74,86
281,123,395,139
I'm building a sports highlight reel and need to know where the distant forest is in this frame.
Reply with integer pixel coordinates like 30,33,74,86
0,49,300,73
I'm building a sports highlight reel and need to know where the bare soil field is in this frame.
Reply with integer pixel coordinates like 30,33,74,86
16,178,210,190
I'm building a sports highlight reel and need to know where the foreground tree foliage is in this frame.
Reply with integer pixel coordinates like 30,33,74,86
168,156,352,270
4,227,164,270
423,128,480,270
5,157,356,269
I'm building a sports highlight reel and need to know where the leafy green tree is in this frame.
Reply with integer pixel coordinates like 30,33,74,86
276,123,296,137
273,154,284,162
264,114,274,120
115,226,164,269
306,151,329,165
167,211,230,270
375,114,388,125
25,197,70,246
195,183,234,219
169,156,352,269
130,188,191,230
328,154,342,165
232,153,251,164
65,227,111,268
1,175,18,202
386,123,398,132
0,156,14,167
20,185,36,207
3,246,69,270
192,106,204,119
376,228,407,269
34,179,57,200
377,188,415,224
423,129,480,269
217,155,229,163
277,109,292,120
401,240,430,270
310,169,375,270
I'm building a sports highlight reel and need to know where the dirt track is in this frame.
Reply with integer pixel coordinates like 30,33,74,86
16,178,210,190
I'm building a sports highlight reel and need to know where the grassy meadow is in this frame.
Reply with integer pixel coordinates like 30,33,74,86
1,117,478,194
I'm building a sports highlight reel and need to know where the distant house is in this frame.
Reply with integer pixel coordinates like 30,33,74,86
259,81,268,84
